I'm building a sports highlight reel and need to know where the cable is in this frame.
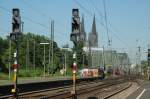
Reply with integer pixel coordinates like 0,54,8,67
0,6,68,41
103,0,111,46
74,0,93,17
20,0,68,32
74,0,129,48
89,0,104,20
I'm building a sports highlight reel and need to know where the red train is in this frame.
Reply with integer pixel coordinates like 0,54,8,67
80,67,105,79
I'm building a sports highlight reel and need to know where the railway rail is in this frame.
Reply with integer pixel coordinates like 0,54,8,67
1,75,136,99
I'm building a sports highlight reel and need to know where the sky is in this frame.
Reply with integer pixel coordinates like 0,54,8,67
0,0,150,62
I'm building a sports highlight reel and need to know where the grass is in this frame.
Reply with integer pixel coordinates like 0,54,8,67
18,68,43,77
0,67,80,85
0,72,10,80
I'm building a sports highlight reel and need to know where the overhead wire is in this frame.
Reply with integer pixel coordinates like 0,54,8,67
74,0,129,48
103,0,111,46
20,0,70,45
20,0,69,34
0,5,68,44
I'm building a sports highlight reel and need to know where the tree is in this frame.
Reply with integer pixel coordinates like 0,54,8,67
0,37,9,73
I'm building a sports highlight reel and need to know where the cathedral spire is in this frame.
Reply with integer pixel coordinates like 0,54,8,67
92,14,97,35
88,14,98,47
80,15,86,42
80,15,85,33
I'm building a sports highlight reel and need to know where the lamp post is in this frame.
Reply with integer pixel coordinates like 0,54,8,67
40,43,50,77
61,47,71,76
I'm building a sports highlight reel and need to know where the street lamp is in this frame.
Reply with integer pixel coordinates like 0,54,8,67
40,43,50,77
61,47,72,76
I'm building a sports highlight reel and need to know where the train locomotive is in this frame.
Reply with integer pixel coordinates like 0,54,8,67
80,67,105,79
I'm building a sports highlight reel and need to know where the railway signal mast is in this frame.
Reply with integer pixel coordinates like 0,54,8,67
10,8,22,99
148,49,150,80
70,8,80,99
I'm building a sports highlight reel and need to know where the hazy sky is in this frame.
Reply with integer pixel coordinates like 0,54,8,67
0,0,150,62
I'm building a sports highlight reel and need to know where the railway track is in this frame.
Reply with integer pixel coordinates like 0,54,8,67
1,76,135,99
0,77,100,97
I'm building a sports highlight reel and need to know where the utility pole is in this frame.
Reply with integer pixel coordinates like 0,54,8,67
136,39,141,76
48,38,51,75
48,20,51,74
64,50,67,76
51,20,54,74
62,46,69,76
26,38,29,71
21,21,24,33
103,45,106,71
138,46,141,75
82,53,85,68
9,37,11,79
44,44,45,77
40,43,50,77
88,40,92,67
33,40,35,76
103,0,113,74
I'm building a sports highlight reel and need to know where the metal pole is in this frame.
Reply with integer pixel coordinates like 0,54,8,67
103,45,106,71
26,39,29,71
16,38,19,99
53,21,54,71
72,53,77,99
40,43,49,76
26,39,27,71
33,40,35,76
51,20,54,74
12,36,19,98
83,54,84,68
48,41,51,75
21,22,24,33
52,21,54,73
9,38,11,79
48,19,51,75
138,46,141,76
11,36,20,99
65,51,67,76
44,44,46,77
91,51,92,67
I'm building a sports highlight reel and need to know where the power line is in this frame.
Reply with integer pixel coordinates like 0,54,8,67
74,0,129,48
74,0,93,17
89,0,104,20
0,6,68,42
103,0,111,46
20,0,68,32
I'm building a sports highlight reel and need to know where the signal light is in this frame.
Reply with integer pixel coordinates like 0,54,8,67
70,9,80,44
72,9,80,33
12,64,17,69
72,62,77,73
12,8,21,33
11,88,16,93
148,49,150,65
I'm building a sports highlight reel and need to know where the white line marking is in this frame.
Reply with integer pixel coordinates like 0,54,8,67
136,89,146,99
125,85,140,99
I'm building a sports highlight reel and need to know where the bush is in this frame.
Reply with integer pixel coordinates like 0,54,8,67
18,68,43,77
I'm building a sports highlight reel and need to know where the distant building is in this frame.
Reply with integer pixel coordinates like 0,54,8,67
88,15,98,47
79,16,87,46
83,47,130,69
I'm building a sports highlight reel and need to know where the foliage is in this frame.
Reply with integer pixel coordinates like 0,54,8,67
0,33,68,77
0,37,9,73
0,32,89,77
73,40,87,69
